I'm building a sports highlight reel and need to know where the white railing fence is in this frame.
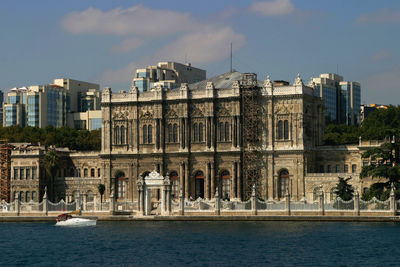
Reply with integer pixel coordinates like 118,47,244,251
0,192,397,216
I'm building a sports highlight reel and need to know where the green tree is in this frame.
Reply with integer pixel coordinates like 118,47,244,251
324,124,360,145
98,184,105,210
41,150,60,201
361,141,400,200
334,177,354,201
0,125,101,151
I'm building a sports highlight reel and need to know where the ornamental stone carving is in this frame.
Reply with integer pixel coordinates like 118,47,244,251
294,73,303,86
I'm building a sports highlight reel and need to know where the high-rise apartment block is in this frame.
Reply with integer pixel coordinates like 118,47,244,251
311,73,361,125
0,90,4,126
2,79,101,129
132,61,206,92
53,79,100,112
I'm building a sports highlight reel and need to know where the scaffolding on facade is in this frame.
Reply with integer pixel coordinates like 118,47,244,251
240,73,263,200
0,140,12,202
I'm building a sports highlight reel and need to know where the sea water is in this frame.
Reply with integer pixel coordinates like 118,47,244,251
0,221,399,266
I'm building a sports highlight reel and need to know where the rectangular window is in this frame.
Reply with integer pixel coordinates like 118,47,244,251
14,168,18,179
327,165,332,173
20,169,24,180
26,168,30,179
91,168,95,177
352,164,357,173
335,165,340,173
344,164,348,173
98,168,101,177
319,165,324,173
32,167,37,179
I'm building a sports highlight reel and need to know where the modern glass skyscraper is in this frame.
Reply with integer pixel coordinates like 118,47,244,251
340,81,361,125
0,90,3,125
311,74,361,125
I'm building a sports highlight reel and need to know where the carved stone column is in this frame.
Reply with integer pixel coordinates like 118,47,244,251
137,176,143,214
185,162,189,199
205,162,210,199
210,163,215,198
232,162,237,199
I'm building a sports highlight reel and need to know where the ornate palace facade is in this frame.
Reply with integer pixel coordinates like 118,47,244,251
100,72,327,202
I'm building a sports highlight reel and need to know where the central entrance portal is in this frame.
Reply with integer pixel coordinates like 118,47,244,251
138,170,171,216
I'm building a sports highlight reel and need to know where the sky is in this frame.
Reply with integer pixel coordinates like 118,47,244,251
1,0,400,104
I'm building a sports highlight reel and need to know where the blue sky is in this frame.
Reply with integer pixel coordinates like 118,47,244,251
1,0,400,104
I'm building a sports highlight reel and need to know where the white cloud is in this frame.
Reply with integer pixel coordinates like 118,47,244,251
356,8,400,24
61,6,199,36
249,0,295,16
154,27,246,64
112,37,146,53
100,27,245,84
62,5,247,85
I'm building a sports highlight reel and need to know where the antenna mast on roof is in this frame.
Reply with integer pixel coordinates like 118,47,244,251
230,43,233,73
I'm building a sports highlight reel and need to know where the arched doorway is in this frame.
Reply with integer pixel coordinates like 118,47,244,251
278,169,289,198
115,171,126,201
221,171,231,200
170,171,179,199
194,171,204,199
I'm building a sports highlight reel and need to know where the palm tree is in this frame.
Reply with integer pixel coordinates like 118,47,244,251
98,184,105,210
41,150,60,202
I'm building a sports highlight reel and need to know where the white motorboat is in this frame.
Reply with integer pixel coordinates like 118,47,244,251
55,214,97,226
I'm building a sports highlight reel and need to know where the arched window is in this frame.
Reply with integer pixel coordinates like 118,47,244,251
116,172,126,200
221,171,231,200
170,171,179,199
26,191,30,202
90,168,95,177
219,122,224,141
277,120,283,140
115,126,120,144
195,171,204,199
20,191,24,202
120,126,125,144
278,169,289,198
199,123,204,142
32,191,37,202
84,168,88,177
173,124,178,142
143,125,147,144
284,120,289,140
193,123,199,142
168,124,173,143
148,125,152,143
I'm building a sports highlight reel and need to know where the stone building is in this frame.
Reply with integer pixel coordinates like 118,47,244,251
100,71,327,202
9,145,101,203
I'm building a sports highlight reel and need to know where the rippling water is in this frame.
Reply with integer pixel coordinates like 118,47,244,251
1,221,399,266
